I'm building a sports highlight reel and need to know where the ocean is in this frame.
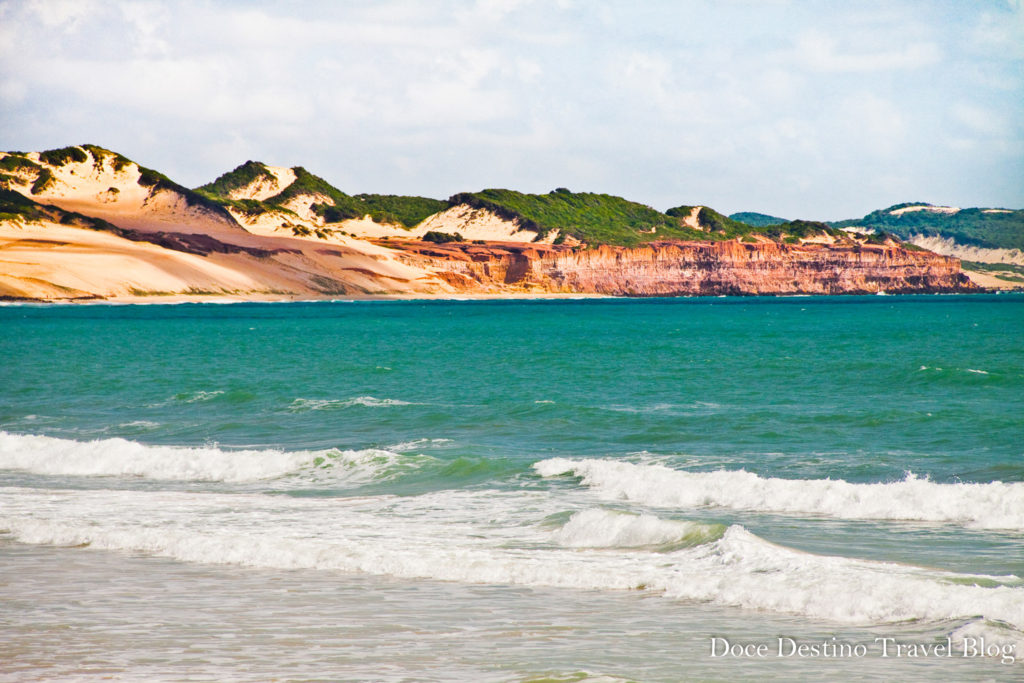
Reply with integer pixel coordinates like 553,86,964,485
1,294,1022,682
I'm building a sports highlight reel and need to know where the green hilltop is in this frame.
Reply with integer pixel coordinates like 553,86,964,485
448,188,700,245
446,189,844,246
831,203,1024,251
729,211,788,227
1,145,234,222
196,162,445,229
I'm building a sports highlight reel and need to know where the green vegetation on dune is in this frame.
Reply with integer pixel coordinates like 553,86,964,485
197,163,444,229
272,167,363,213
80,144,133,172
666,207,844,241
196,161,275,198
730,211,788,227
831,204,1024,251
0,187,49,221
31,169,56,195
213,197,301,219
0,187,122,233
355,194,447,229
961,260,1024,282
757,219,845,241
422,230,465,244
676,206,752,236
269,167,368,223
0,154,42,175
450,188,706,246
38,146,88,167
0,153,50,194
435,190,850,247
10,144,233,222
133,165,236,220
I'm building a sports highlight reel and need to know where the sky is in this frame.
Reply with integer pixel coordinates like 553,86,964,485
1,0,1021,220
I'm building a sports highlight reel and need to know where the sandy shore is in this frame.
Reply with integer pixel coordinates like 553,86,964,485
1,291,609,305
961,269,1024,291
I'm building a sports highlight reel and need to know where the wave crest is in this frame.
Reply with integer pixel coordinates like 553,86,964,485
534,458,1024,529
0,432,418,484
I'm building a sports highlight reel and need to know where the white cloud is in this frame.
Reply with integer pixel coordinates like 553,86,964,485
793,31,941,72
471,0,533,21
0,0,1020,216
0,78,27,105
952,103,1008,137
120,2,171,56
836,93,907,154
26,0,96,31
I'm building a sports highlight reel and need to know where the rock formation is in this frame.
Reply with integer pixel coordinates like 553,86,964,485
387,239,975,296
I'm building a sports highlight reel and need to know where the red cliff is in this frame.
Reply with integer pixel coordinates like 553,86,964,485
385,239,977,296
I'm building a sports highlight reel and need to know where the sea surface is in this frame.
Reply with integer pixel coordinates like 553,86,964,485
1,294,1023,682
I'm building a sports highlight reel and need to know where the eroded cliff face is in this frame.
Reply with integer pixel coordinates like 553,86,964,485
385,239,977,296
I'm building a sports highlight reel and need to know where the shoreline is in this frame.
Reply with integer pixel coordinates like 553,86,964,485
0,291,611,305
3,290,1018,306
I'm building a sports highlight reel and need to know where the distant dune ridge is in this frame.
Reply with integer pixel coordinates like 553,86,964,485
731,204,1024,287
0,145,1000,302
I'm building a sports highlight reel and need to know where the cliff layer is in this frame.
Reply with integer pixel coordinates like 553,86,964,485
387,239,976,296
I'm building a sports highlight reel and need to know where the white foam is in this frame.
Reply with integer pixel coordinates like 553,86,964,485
177,390,224,403
148,390,224,407
118,420,161,429
387,438,453,452
289,396,413,411
2,487,1022,635
950,620,1024,664
0,432,410,483
534,458,1024,530
554,509,724,548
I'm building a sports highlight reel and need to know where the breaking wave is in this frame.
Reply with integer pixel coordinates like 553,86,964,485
553,509,725,549
534,458,1024,529
0,431,419,484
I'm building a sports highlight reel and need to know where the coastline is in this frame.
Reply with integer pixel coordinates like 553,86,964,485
5,290,1019,306
0,291,612,305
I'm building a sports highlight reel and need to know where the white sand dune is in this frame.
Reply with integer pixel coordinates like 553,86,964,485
0,217,454,301
0,147,461,301
890,205,960,216
409,204,546,243
907,235,1024,267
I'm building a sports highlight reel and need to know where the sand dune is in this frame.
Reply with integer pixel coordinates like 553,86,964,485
0,147,460,301
409,205,545,242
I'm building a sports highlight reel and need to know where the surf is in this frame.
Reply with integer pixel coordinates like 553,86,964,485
534,458,1024,529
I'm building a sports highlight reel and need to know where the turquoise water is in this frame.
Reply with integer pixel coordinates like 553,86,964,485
2,295,1023,681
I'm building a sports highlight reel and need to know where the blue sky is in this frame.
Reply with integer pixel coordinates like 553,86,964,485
1,0,1021,219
